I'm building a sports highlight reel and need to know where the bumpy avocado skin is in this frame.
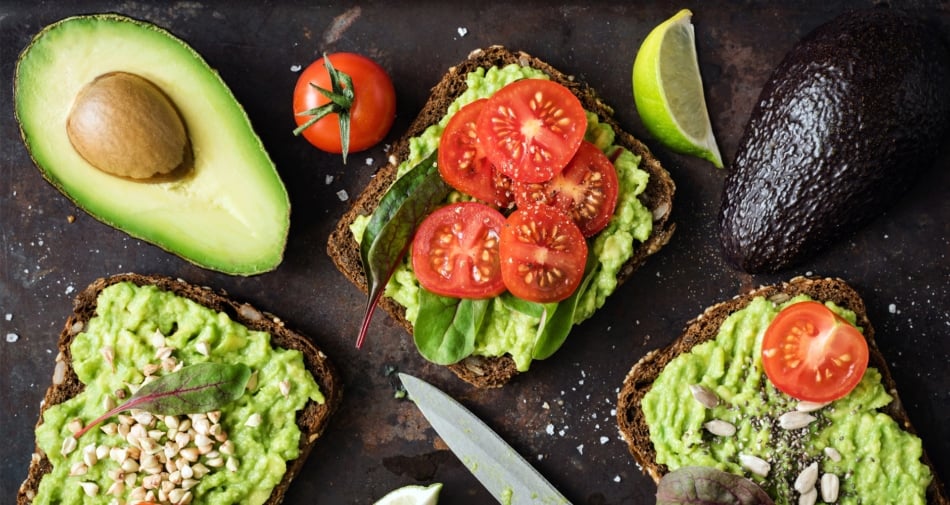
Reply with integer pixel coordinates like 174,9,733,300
718,8,950,273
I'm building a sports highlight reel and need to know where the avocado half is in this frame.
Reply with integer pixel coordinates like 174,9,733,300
14,14,290,275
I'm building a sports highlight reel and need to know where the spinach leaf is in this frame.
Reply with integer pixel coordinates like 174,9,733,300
656,466,775,505
356,152,451,348
531,251,599,360
413,289,489,365
75,363,251,439
499,292,548,318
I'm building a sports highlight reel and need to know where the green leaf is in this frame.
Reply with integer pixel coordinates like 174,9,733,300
74,362,251,439
413,289,489,365
531,252,599,360
356,151,451,348
499,292,548,318
656,466,775,505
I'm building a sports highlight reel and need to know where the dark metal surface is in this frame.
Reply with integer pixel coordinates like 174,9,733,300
1,1,947,504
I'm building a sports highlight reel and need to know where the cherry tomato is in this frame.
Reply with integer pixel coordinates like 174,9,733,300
476,79,587,183
513,141,619,237
499,204,587,303
411,202,507,299
761,301,869,402
438,99,513,208
292,52,396,154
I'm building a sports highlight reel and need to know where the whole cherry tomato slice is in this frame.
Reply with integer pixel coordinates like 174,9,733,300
411,202,507,299
513,140,619,237
499,204,588,303
438,99,513,208
292,52,396,155
761,301,869,403
477,79,587,183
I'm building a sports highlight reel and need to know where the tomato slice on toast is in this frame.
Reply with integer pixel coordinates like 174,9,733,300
513,140,619,237
499,204,588,303
411,202,507,299
477,78,587,183
438,99,513,208
761,301,869,402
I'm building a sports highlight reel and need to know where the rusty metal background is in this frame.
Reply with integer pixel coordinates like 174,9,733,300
2,1,947,504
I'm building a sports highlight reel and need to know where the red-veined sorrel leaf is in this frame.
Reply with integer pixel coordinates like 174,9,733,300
657,466,775,505
74,362,251,439
356,151,450,348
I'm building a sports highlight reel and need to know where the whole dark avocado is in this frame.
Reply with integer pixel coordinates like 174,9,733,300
718,7,950,273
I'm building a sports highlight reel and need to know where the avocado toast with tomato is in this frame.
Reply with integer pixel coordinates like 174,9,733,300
616,276,947,504
327,46,675,388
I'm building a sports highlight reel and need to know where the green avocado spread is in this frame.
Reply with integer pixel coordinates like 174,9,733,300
33,282,324,505
351,64,653,371
642,295,932,505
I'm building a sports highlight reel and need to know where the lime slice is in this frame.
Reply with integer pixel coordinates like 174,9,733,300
372,483,443,505
633,9,723,168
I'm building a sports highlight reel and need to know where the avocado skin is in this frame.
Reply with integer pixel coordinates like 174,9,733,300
718,8,950,273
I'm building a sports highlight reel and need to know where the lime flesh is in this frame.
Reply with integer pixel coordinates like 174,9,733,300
373,483,443,505
633,9,723,167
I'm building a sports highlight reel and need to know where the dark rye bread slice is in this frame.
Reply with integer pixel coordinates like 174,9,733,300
327,45,676,388
616,276,948,505
17,273,343,505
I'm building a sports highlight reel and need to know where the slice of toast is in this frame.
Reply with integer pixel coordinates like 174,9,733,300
327,45,676,388
616,276,948,504
17,273,343,505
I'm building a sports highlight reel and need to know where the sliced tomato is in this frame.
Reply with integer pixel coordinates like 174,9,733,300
438,99,513,208
761,301,869,402
513,141,619,237
499,204,588,303
411,202,507,299
476,78,587,183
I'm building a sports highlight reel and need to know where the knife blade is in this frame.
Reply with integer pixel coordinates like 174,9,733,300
398,373,571,505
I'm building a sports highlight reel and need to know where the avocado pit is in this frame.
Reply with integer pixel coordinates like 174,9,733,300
66,71,191,179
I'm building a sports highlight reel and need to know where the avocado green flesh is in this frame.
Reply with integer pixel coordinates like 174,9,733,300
351,65,654,371
15,15,289,275
33,282,324,504
642,296,932,504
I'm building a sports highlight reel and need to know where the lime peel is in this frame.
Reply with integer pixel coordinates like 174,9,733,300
633,8,723,168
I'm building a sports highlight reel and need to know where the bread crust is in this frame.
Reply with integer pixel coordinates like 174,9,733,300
17,273,343,505
616,275,948,505
327,45,675,388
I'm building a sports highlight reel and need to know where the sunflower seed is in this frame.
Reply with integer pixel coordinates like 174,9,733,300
794,462,819,493
778,411,816,430
689,384,720,409
704,419,737,437
796,400,830,412
799,487,818,505
739,454,770,477
824,446,842,462
821,473,840,502
79,481,99,497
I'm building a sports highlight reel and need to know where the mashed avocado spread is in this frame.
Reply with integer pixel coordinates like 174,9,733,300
351,64,653,371
642,295,932,505
33,282,324,505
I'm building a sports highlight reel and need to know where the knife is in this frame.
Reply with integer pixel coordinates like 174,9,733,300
398,373,572,504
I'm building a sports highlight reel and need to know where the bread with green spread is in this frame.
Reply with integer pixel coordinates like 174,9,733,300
616,276,947,505
327,45,675,388
17,273,343,505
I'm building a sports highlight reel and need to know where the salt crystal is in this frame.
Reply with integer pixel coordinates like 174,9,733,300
290,64,302,72
457,27,468,37
65,285,75,295
4,314,11,321
613,475,622,483
325,175,334,185
545,424,554,435
600,436,609,444
365,157,374,165
336,190,349,201
576,444,584,455
889,303,897,314
6,333,19,343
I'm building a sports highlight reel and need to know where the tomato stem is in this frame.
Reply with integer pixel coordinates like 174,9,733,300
292,53,355,163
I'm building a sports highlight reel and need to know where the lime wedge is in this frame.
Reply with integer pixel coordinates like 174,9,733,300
633,9,723,168
372,483,443,505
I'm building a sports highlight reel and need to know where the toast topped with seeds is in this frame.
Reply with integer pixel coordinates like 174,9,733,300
17,273,342,505
616,276,947,505
327,45,675,388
